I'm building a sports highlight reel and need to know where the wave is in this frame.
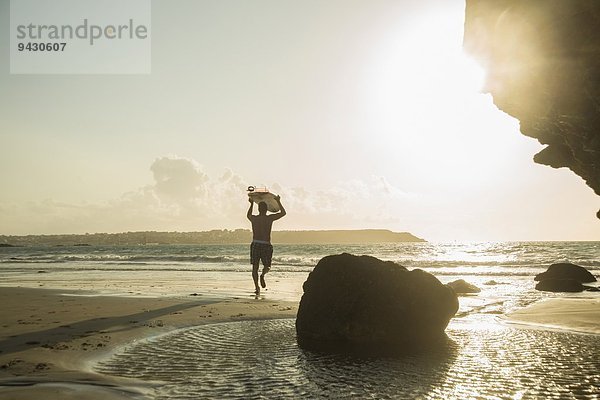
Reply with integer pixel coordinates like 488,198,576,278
1,264,594,278
0,254,321,267
2,256,599,272
2,254,244,264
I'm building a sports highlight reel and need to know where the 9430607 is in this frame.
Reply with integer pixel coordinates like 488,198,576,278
17,42,67,51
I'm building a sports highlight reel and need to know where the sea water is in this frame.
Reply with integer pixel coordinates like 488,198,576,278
0,241,597,307
2,242,599,398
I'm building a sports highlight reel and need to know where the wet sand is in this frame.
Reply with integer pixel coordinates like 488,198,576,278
505,297,600,334
0,287,298,399
96,318,600,399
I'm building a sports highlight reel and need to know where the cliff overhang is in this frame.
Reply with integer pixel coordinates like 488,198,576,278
463,0,600,218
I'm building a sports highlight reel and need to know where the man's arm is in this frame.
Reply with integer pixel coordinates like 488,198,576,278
247,198,254,221
271,195,287,221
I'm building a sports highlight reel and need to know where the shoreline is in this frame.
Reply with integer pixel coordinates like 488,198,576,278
0,287,299,399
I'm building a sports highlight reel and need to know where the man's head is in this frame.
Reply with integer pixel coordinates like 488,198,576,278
258,202,268,214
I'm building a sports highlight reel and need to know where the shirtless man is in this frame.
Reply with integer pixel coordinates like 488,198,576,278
247,196,286,294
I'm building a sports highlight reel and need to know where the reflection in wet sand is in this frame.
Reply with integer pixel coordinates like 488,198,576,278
96,319,600,399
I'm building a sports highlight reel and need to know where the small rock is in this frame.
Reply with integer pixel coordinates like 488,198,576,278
535,263,596,283
484,279,501,286
535,279,584,293
35,363,49,370
447,279,481,294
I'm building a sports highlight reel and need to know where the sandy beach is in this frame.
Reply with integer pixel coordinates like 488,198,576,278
0,287,298,399
1,285,599,399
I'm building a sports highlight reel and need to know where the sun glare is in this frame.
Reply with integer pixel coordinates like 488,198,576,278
367,8,485,124
364,6,525,189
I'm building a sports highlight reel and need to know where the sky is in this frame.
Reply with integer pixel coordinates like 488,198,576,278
1,0,599,241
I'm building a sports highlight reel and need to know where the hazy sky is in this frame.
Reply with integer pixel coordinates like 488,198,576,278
1,0,599,241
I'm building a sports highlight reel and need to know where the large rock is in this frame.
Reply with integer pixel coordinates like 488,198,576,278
447,279,481,294
464,1,600,218
535,279,584,293
295,253,458,355
534,263,597,283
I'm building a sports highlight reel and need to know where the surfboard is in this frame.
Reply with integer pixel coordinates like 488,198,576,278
247,186,281,212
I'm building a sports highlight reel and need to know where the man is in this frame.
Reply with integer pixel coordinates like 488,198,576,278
247,196,286,294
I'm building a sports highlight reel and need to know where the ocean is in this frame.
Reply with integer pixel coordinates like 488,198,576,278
2,241,599,398
2,241,597,273
1,241,599,307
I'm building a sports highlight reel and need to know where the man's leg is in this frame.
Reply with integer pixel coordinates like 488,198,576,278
259,244,273,289
252,262,261,294
259,267,268,289
250,242,261,294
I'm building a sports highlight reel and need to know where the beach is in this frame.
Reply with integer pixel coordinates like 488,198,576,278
1,287,599,399
0,241,598,398
0,287,299,399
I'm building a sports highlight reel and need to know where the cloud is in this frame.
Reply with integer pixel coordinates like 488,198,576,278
265,175,419,230
150,156,209,203
0,155,420,235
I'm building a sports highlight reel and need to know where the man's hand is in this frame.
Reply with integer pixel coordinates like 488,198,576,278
272,195,286,220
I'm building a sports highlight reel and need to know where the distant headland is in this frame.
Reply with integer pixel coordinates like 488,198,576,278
0,229,425,246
